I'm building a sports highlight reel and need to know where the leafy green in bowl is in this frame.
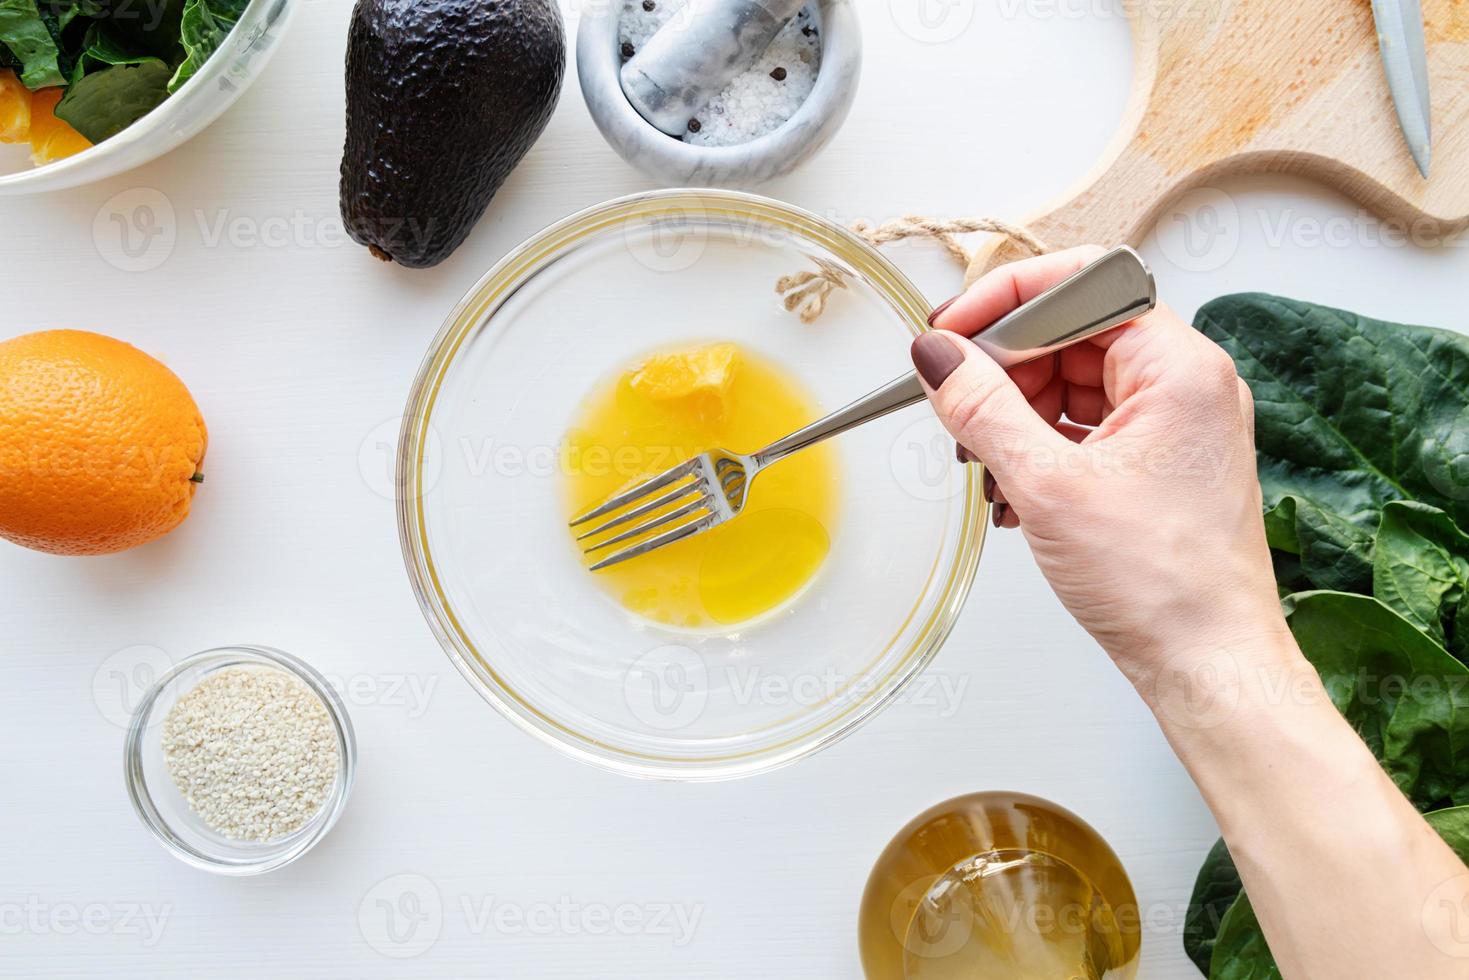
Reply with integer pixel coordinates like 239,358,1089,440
2,0,249,151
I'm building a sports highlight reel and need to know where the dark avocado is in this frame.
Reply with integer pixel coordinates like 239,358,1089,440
340,0,565,269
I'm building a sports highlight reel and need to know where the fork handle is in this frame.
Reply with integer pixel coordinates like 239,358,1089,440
752,246,1156,468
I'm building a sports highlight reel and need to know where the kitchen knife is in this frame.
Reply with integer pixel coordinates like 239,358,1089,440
1371,0,1433,178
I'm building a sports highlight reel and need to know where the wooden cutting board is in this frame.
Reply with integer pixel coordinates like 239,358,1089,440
966,0,1469,280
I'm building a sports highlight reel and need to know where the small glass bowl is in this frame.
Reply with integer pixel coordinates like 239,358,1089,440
123,645,356,875
0,0,293,194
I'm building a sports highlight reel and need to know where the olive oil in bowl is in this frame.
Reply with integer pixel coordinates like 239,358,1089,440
563,342,838,629
860,792,1141,980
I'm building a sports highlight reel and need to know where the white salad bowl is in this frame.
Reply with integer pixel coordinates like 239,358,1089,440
0,0,293,195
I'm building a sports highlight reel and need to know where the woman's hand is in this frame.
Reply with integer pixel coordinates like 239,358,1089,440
918,248,1469,980
912,246,1287,685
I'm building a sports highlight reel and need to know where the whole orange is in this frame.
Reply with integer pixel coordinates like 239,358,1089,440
0,330,207,555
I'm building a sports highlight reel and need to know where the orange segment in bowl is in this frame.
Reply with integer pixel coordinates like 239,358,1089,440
0,69,31,143
629,342,740,425
27,89,92,165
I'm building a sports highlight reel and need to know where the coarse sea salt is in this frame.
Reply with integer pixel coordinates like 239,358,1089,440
620,0,822,147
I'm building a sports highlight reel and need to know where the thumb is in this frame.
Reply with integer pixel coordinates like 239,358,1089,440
910,330,1066,480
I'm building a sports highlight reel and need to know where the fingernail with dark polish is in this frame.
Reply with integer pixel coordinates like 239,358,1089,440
911,332,966,388
926,295,959,327
982,471,995,501
992,503,1008,527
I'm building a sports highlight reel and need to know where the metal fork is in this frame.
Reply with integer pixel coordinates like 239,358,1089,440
571,245,1156,570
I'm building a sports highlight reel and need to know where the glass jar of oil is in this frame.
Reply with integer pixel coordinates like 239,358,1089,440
859,792,1141,980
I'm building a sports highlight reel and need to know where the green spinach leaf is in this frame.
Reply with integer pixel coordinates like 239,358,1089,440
0,0,64,87
1374,501,1469,659
1184,838,1242,974
53,51,168,141
1208,895,1281,980
1286,591,1469,810
1197,295,1469,594
167,0,244,92
1426,806,1469,863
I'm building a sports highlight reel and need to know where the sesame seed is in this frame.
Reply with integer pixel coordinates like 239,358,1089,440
162,666,338,842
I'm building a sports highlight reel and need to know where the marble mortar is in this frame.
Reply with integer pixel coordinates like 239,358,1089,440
577,0,862,186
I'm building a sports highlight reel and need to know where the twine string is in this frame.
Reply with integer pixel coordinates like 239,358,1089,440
776,216,1050,324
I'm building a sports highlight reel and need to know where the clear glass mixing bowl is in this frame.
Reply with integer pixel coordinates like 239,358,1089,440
398,190,985,780
0,0,292,194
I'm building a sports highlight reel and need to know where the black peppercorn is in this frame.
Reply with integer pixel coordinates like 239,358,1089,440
770,66,788,81
642,0,655,9
621,41,635,59
687,119,702,133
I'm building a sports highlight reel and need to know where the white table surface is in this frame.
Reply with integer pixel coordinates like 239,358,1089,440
3,2,1465,977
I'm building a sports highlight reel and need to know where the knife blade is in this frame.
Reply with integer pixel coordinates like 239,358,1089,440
1371,0,1433,178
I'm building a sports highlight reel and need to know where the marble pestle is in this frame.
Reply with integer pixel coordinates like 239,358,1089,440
620,0,808,136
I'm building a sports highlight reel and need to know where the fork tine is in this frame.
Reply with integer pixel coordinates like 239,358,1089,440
583,495,713,554
588,514,717,571
568,458,698,528
574,484,699,542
